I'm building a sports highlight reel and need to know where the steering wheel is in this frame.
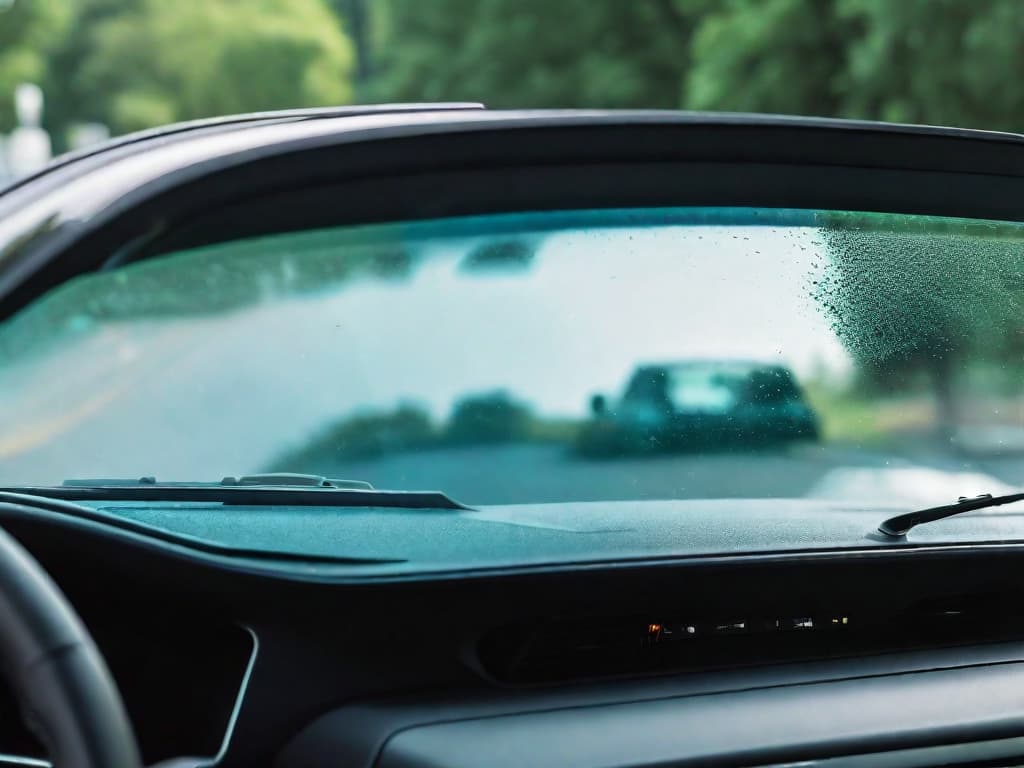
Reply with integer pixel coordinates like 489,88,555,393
0,525,141,767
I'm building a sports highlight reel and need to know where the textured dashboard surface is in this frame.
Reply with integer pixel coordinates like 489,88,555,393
79,497,1024,574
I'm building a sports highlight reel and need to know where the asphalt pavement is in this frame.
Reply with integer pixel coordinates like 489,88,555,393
303,441,1022,507
312,443,839,505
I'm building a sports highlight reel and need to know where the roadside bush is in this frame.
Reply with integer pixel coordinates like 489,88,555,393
268,403,435,470
445,391,532,445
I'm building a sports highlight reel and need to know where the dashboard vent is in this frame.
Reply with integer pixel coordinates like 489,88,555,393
479,592,1024,685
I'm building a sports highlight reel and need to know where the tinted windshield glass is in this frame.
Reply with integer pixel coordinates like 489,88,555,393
2,207,1022,506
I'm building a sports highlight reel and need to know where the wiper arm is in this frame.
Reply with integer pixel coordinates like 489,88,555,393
878,492,1024,537
5,474,468,510
222,473,374,489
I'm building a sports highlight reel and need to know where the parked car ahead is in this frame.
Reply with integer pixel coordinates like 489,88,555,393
578,360,819,457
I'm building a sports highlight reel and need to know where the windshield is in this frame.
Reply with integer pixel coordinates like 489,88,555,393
2,207,1023,506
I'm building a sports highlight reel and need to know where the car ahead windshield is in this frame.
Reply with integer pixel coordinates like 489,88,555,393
2,206,1022,507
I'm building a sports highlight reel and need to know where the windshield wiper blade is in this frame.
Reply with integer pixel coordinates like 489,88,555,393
878,491,1024,537
4,474,468,510
62,473,374,490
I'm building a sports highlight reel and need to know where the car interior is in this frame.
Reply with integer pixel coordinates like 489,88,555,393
3,114,1024,768
4,487,1024,767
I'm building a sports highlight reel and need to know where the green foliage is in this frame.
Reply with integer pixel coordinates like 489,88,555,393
328,0,376,86
10,1,1024,141
811,212,1024,425
446,391,533,445
82,0,353,133
0,0,68,132
40,0,138,136
687,0,855,115
37,0,353,140
362,0,1024,132
271,404,437,468
837,0,1024,130
460,239,536,273
266,390,578,472
369,0,702,108
813,213,1024,368
684,0,1024,129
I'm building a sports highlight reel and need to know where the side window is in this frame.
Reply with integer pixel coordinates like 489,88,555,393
623,370,665,403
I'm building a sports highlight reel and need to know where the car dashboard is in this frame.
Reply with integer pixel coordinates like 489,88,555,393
1,494,1024,768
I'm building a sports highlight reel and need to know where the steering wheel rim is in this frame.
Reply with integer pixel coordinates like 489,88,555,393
0,525,141,768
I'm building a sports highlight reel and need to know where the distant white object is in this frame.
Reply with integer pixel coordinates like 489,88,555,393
953,425,1024,455
68,122,111,152
6,83,52,178
808,466,1018,507
14,83,43,127
0,135,9,184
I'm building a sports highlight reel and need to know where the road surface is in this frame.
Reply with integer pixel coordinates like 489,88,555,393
3,312,1023,507
305,441,1021,507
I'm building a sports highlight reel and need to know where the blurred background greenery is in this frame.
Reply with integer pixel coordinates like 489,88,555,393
5,0,1024,149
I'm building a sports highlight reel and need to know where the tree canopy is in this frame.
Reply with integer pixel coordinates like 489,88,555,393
7,0,1024,143
366,0,702,109
811,212,1024,426
31,0,353,139
0,0,67,131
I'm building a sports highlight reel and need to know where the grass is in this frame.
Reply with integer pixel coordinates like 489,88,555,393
803,382,938,447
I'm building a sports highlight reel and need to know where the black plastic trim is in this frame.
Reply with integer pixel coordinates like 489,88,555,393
375,662,1024,768
0,103,485,199
10,113,1024,320
2,486,466,510
277,643,1024,768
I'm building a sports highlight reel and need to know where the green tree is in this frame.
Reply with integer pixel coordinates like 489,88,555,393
47,0,355,136
329,0,375,88
267,404,436,468
370,0,703,108
0,0,68,132
446,391,533,445
42,0,141,143
838,0,1024,130
686,0,857,116
812,212,1024,434
685,0,1024,130
32,0,1024,144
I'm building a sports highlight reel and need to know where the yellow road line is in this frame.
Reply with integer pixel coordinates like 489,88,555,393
0,325,192,460
0,382,131,458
